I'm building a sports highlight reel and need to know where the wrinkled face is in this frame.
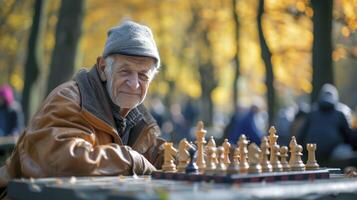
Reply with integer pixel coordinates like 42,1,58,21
100,55,156,109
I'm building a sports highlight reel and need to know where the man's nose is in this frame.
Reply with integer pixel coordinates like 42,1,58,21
126,73,139,89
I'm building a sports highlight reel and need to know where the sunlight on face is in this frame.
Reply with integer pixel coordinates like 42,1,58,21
104,55,156,109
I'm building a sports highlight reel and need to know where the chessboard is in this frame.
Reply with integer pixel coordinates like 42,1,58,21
152,168,331,183
157,121,328,184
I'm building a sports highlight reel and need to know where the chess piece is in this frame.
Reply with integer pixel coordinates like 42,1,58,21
291,144,306,171
162,142,178,172
215,146,226,175
207,136,217,148
206,136,218,164
195,121,207,173
267,126,282,172
227,146,240,174
248,143,262,174
306,143,319,170
268,126,278,158
280,146,291,171
223,139,231,167
233,147,240,164
238,134,249,173
289,136,298,166
185,147,199,174
205,146,217,175
260,137,272,173
177,138,194,173
270,144,283,172
268,126,278,147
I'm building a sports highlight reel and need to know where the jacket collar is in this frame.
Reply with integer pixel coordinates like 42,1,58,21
110,100,143,131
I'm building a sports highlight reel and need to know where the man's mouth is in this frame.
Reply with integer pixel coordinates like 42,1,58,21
119,91,140,96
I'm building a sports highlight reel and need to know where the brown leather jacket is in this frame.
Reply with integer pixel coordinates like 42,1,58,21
0,66,165,187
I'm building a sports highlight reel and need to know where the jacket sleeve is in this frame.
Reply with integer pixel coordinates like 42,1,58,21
141,125,165,169
18,82,155,178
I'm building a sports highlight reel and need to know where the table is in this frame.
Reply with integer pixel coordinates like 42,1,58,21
7,173,357,200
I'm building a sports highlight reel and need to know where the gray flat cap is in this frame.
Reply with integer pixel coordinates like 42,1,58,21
102,21,160,68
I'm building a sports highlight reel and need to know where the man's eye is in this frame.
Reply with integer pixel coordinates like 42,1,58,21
118,70,129,74
139,73,149,81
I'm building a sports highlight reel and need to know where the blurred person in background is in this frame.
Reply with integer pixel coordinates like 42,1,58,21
275,105,295,146
221,105,246,145
298,84,353,164
0,84,24,137
290,102,310,139
227,104,264,145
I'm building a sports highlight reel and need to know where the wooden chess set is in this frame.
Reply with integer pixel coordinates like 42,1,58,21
152,121,331,183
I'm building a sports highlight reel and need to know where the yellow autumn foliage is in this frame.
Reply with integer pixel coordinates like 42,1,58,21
0,0,356,113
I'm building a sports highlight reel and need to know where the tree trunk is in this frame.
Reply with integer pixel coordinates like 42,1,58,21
231,0,241,110
311,0,333,102
22,0,46,122
46,0,84,95
257,0,275,126
198,30,218,126
199,62,216,126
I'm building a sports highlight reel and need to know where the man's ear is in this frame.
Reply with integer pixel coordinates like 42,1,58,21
97,56,107,81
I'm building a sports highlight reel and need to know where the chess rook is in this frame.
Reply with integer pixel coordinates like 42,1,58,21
306,143,319,170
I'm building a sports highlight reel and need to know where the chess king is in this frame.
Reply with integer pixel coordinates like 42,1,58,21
0,21,166,188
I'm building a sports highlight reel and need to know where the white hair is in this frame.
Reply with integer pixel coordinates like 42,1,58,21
104,56,115,74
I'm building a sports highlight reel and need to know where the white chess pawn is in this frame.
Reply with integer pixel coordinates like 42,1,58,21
280,146,291,172
215,146,226,175
248,143,262,174
270,144,283,172
205,146,217,175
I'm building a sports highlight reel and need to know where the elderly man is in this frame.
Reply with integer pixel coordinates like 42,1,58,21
0,21,165,187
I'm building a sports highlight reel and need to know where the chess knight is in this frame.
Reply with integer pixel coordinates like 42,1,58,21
163,143,178,172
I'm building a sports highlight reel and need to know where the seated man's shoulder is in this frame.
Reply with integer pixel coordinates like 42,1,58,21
46,81,80,104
